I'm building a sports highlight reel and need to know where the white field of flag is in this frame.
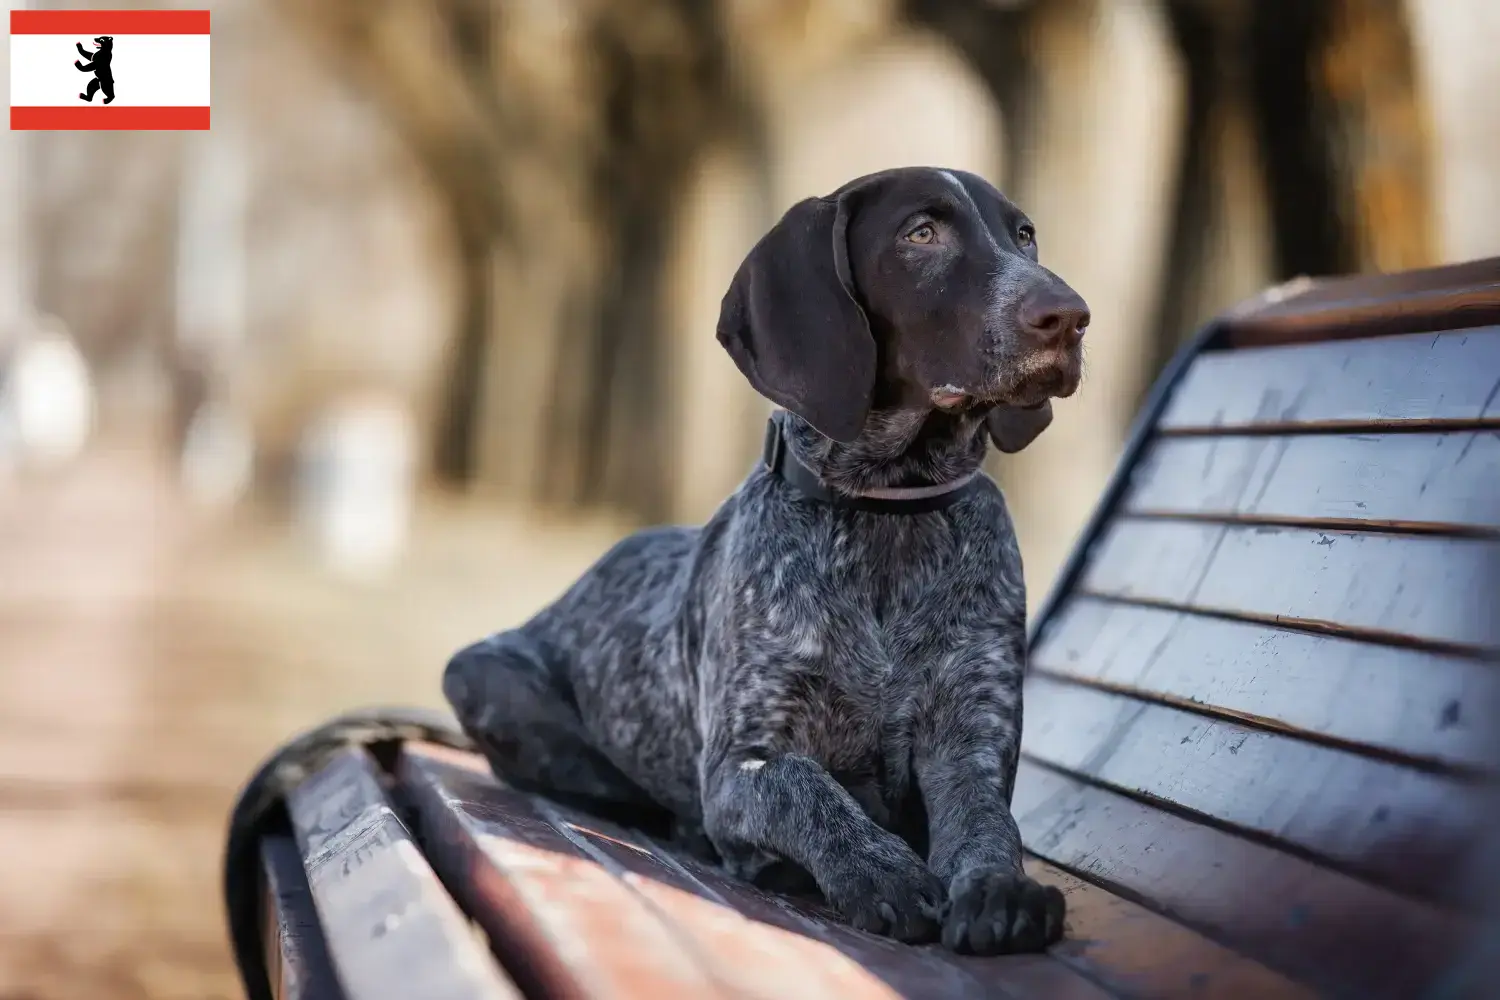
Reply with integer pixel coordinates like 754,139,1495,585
9,9,210,130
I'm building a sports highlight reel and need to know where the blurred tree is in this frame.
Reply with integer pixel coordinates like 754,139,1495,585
1150,0,1436,374
278,0,747,520
901,0,1040,196
573,3,750,515
280,0,1438,520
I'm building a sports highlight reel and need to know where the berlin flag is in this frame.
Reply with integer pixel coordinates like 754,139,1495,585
9,9,210,130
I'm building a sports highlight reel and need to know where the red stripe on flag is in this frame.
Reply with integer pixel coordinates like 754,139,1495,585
10,106,211,131
9,9,210,35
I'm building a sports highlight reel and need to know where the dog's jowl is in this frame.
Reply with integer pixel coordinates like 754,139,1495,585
443,167,1088,955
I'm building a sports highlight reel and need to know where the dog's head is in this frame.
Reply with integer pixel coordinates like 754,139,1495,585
717,167,1088,453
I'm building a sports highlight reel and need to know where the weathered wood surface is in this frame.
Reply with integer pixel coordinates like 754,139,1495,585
1022,675,1481,906
260,836,344,1000
1158,326,1500,433
394,741,1328,1000
1031,597,1497,772
284,747,522,1000
1024,861,1316,1000
399,742,1108,1000
1123,431,1500,533
1217,257,1500,347
251,735,1457,1000
1077,518,1500,653
1012,762,1469,1000
1017,261,1500,999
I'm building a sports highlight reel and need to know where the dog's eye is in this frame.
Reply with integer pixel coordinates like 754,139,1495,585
1016,225,1036,248
905,223,937,245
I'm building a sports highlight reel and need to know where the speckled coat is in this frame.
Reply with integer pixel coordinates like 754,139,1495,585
443,166,1089,955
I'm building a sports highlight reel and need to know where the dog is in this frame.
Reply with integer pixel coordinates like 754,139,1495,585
443,166,1089,955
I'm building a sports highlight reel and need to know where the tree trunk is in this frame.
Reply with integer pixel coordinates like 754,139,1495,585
1306,0,1437,272
1148,0,1437,387
1147,0,1278,382
901,0,1041,194
281,0,746,522
432,220,493,482
556,3,742,521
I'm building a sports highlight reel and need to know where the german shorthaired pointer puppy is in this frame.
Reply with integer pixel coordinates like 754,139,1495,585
443,166,1089,955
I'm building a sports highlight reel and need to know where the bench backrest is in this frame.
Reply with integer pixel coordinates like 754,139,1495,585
1020,257,1500,998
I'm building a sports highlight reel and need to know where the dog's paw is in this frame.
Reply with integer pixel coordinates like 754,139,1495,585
941,867,1065,955
823,846,946,943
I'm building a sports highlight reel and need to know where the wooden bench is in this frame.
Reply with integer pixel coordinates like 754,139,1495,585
223,258,1500,1000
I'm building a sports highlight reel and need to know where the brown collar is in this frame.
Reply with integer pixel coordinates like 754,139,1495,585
761,412,983,514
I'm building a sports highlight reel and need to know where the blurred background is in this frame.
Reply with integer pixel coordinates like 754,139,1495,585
1,0,1498,996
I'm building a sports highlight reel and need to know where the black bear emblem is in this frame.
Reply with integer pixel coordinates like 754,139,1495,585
74,35,115,104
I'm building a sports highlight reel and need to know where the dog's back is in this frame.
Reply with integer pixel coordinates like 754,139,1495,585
518,522,705,813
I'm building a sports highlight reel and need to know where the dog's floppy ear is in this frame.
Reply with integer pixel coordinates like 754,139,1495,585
716,191,875,442
986,401,1053,454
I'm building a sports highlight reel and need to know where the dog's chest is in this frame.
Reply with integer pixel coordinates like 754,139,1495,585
805,517,960,810
829,513,954,622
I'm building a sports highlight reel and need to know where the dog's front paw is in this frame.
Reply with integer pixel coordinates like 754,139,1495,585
941,867,1065,955
822,844,945,943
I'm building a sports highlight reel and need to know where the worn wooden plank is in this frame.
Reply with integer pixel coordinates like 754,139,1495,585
1012,761,1471,1000
1227,257,1500,318
399,743,906,1000
399,742,1115,1000
1025,859,1316,999
1122,432,1500,533
398,757,739,999
284,747,521,1000
544,796,1123,1000
1030,597,1498,772
1078,517,1500,652
546,805,1090,1000
1020,676,1483,906
1157,326,1500,432
261,836,346,1000
1218,258,1500,348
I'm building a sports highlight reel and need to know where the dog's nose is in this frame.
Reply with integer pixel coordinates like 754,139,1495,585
1018,286,1090,346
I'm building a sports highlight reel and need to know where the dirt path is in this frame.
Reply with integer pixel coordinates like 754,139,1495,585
0,441,630,999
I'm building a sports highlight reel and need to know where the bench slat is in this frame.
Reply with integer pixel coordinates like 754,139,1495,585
548,799,1086,1000
398,743,916,1000
261,836,345,1000
398,743,1115,1000
1026,860,1315,999
285,748,521,1000
1031,597,1496,772
1158,327,1500,433
1079,518,1500,652
1233,257,1499,310
1122,432,1500,533
517,798,1003,998
1020,676,1481,906
1219,258,1500,348
547,795,1129,1000
1013,761,1470,999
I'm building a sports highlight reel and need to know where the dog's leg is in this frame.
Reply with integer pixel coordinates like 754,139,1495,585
444,630,672,833
702,753,945,942
914,650,1065,956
